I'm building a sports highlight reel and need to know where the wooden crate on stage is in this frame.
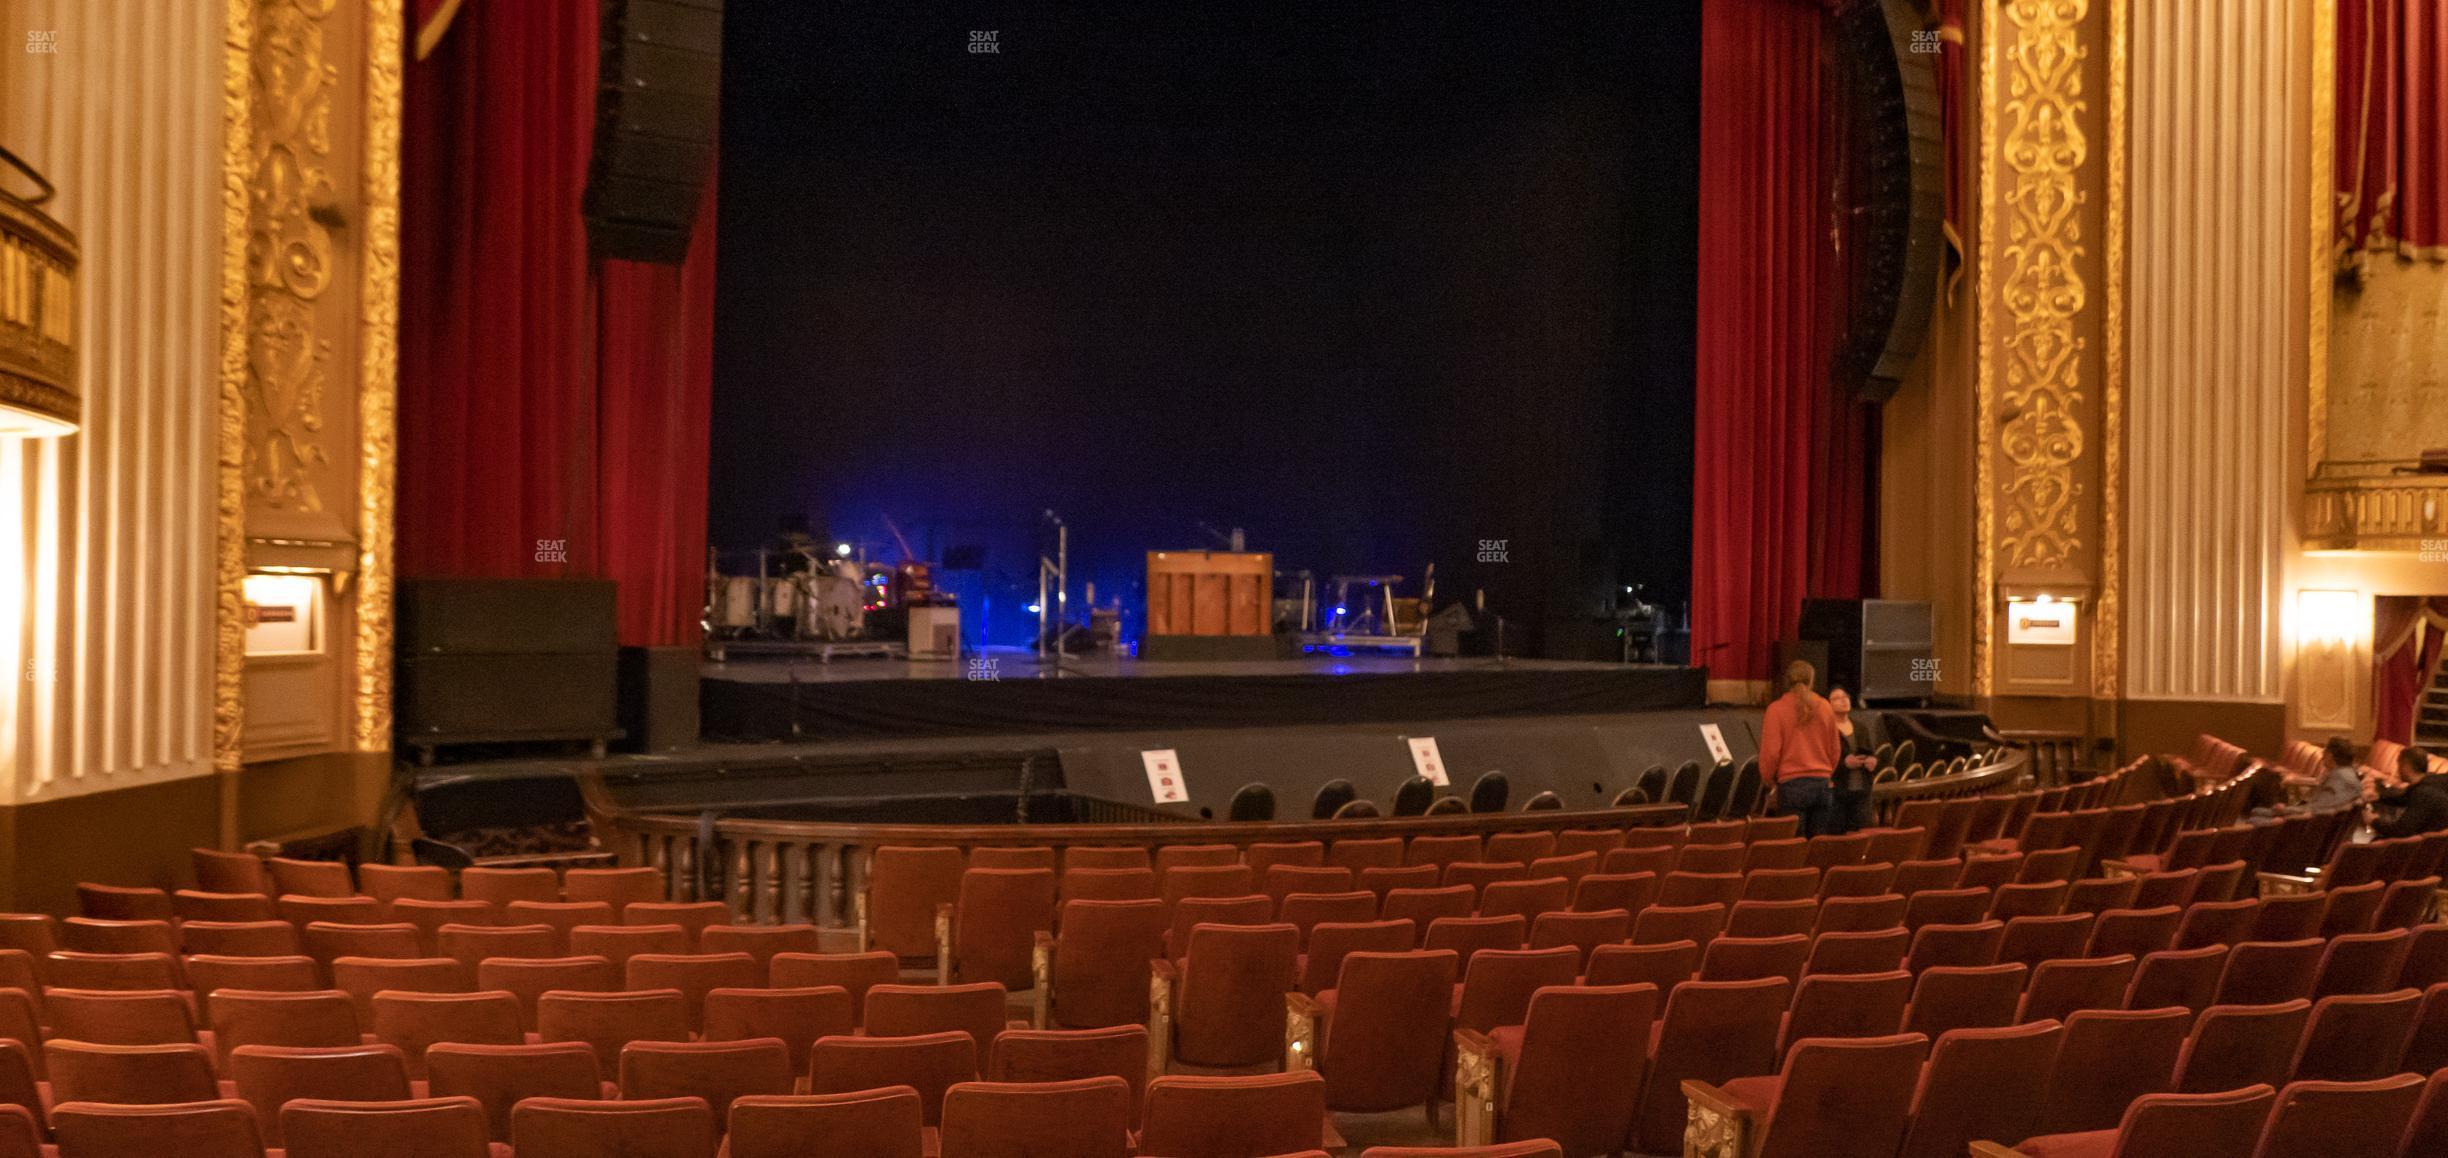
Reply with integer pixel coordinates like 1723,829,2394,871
1144,550,1278,660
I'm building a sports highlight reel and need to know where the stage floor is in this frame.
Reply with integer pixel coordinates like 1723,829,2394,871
703,646,1657,684
698,646,1708,742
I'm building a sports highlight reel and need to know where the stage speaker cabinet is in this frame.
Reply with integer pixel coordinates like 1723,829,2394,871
396,579,622,759
1798,598,1934,706
1826,0,1945,403
585,0,722,264
618,645,700,753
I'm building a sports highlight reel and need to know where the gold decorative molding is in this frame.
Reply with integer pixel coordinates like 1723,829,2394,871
1975,2,2002,697
1453,1033,1498,1147
2308,0,2335,479
0,191,78,433
357,0,400,751
224,0,397,761
2303,468,2448,551
217,0,258,778
1979,0,2105,700
2094,0,2123,700
243,0,340,516
1996,0,2090,570
1681,1085,1747,1158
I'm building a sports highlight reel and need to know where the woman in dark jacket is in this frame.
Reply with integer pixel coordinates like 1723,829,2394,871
1828,688,1877,834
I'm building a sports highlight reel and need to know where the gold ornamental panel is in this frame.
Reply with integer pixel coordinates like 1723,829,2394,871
0,180,77,435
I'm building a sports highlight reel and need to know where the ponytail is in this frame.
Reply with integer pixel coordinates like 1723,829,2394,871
1781,658,1825,725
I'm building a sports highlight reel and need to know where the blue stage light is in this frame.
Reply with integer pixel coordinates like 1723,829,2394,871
1024,603,1042,614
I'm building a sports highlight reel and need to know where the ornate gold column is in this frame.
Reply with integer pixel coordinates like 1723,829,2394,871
218,0,399,848
1973,0,2122,727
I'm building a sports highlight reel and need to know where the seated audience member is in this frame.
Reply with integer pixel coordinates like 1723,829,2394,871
2372,745,2448,837
2255,737,2364,820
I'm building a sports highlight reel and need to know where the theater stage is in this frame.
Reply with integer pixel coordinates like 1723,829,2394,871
697,648,1708,742
412,652,1735,830
425,703,1772,831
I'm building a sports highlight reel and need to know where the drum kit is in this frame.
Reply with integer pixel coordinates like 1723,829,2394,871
704,547,883,656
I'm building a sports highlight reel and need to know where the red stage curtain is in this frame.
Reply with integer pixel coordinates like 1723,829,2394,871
1691,0,1870,685
596,173,718,648
399,0,597,579
2338,0,2448,263
2374,595,2448,744
400,0,715,647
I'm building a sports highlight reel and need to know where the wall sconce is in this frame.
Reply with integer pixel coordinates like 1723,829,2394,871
242,571,326,657
2003,593,2080,646
0,150,79,438
2295,588,2361,650
2295,588,2361,730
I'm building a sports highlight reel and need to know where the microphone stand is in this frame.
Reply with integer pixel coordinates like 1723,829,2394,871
1031,512,1079,675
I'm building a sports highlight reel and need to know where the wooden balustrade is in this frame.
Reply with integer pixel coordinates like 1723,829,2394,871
1989,727,2100,788
581,745,2030,925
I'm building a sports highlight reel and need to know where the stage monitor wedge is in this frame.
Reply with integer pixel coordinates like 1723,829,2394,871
586,0,722,264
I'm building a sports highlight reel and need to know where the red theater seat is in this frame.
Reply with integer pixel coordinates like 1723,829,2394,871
508,1096,713,1158
808,1031,976,1126
1898,1021,2065,1158
1042,899,1167,1026
228,1043,415,1147
725,1087,926,1158
424,1042,607,1142
2040,1006,2189,1135
2174,1000,2311,1093
1780,970,1911,1056
1302,949,1457,1114
1136,1071,1332,1158
617,1037,795,1126
938,1075,1133,1158
49,1099,265,1158
768,949,898,1024
1629,976,1788,1154
280,1096,494,1155
1689,1032,1927,1158
535,989,691,1072
985,1025,1148,1119
2254,1075,2427,1158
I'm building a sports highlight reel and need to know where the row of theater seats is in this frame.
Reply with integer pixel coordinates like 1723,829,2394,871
1,910,2435,1156
875,753,2155,940
2255,828,2448,891
890,763,2199,979
1693,1033,2445,1158
0,759,2352,1158
0,1068,1567,1157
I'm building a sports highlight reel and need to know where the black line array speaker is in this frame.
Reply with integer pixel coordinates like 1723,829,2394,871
396,579,621,755
585,0,722,264
1798,598,1934,706
1827,0,1945,403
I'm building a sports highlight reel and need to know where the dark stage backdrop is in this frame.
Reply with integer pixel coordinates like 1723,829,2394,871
713,3,1701,652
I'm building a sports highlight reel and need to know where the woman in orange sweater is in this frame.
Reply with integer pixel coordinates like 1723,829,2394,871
1758,659,1843,836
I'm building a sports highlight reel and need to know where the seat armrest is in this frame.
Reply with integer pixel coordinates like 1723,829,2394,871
1968,1144,2024,1158
1681,1078,1757,1158
1147,958,1177,1081
934,902,954,985
2255,871,2318,896
1453,1028,1503,1147
1284,991,1320,1072
1029,931,1054,1029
